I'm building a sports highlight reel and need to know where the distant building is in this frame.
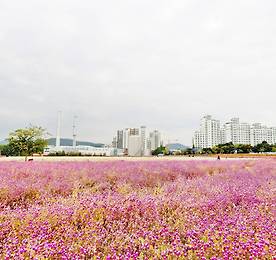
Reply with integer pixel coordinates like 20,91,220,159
193,115,220,149
272,127,276,144
140,126,146,156
45,145,124,157
113,126,161,156
112,137,117,148
116,130,124,149
194,115,276,148
239,122,251,145
250,124,275,146
128,135,142,156
129,128,139,136
221,118,250,145
123,128,130,149
149,130,161,150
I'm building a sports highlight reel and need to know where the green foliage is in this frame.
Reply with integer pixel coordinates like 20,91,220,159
199,141,276,154
202,148,214,154
7,126,48,157
152,145,169,156
252,141,272,153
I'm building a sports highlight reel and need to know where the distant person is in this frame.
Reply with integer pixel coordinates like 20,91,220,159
217,155,220,160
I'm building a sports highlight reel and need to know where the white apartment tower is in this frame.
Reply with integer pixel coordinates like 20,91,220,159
128,135,142,156
115,127,153,156
239,122,251,145
116,130,124,149
251,123,264,146
251,124,275,146
221,118,251,145
230,118,240,144
194,115,220,148
149,130,161,150
272,127,276,144
140,126,147,156
194,116,276,148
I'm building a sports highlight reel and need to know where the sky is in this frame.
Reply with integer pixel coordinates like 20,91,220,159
0,0,276,145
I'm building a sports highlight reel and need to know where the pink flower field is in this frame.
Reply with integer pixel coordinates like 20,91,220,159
0,159,275,259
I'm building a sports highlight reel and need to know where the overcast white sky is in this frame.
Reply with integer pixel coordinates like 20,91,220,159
0,0,276,145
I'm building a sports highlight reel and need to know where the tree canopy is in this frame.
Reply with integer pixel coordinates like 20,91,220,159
200,141,276,154
152,145,169,156
6,126,48,159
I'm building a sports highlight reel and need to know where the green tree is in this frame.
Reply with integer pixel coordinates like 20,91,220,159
0,144,17,156
152,145,169,156
252,141,272,153
8,126,48,160
235,144,252,153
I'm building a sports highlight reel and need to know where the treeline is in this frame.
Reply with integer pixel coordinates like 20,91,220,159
201,141,276,154
152,141,276,156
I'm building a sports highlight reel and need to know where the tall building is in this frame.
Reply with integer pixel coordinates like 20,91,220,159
123,128,130,149
230,118,240,144
116,130,124,149
128,135,142,156
250,123,263,146
112,137,117,148
221,122,232,144
56,111,62,147
194,115,276,148
149,130,161,150
140,126,146,156
194,115,220,148
221,118,250,145
193,131,204,149
239,122,251,145
129,128,139,136
114,127,162,156
251,124,275,146
114,127,144,156
272,127,276,144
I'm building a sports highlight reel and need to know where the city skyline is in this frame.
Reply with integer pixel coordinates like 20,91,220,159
1,0,276,145
193,115,276,149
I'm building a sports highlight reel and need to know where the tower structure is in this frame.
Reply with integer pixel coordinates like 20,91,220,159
73,115,77,148
56,111,62,147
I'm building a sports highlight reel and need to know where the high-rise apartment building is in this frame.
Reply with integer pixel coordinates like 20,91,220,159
149,130,161,150
140,126,147,156
250,123,262,146
239,122,251,145
112,137,117,148
128,135,142,156
272,127,276,144
230,118,240,144
193,115,220,148
251,124,275,146
116,130,124,149
220,118,251,145
129,128,139,136
194,115,276,148
114,126,156,156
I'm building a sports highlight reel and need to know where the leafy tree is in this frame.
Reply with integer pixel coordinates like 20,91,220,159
0,144,18,156
202,148,214,154
152,145,169,156
235,144,252,154
8,126,48,160
252,141,272,153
